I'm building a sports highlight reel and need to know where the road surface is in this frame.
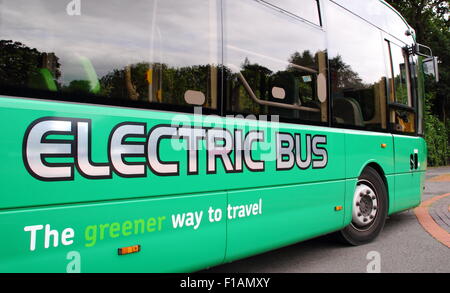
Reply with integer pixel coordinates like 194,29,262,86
204,166,450,273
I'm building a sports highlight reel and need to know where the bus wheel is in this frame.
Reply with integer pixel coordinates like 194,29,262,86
339,167,388,245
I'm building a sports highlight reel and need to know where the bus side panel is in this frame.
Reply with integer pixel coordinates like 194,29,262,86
1,97,345,210
392,135,426,213
343,131,395,215
225,181,346,263
0,192,226,273
344,130,395,177
392,171,424,213
222,118,347,262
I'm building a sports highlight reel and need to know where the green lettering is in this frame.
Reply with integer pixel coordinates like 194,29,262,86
122,221,133,236
99,223,109,240
134,219,145,234
109,222,120,238
158,216,166,231
147,218,156,232
85,225,97,247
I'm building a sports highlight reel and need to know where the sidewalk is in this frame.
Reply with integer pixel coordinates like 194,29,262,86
415,166,450,248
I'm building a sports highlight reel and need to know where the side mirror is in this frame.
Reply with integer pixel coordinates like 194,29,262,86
414,43,433,57
423,56,439,83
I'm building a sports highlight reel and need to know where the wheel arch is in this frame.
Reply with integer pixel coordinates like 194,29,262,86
361,162,390,213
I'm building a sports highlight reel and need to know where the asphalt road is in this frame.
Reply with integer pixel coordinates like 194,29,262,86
204,167,450,273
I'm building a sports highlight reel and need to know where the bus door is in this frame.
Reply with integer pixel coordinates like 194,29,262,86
384,37,425,212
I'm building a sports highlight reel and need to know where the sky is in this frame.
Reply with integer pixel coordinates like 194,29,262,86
0,0,216,85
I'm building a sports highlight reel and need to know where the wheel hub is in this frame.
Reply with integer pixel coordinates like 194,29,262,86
352,183,378,229
359,194,373,216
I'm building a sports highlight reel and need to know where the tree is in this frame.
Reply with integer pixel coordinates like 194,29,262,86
0,40,41,87
329,55,364,89
0,40,61,90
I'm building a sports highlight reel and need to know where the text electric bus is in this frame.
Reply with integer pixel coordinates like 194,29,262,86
0,0,438,272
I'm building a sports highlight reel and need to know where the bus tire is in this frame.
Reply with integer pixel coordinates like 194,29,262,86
338,166,388,245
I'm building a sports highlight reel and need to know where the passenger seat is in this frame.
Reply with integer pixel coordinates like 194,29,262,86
333,97,365,126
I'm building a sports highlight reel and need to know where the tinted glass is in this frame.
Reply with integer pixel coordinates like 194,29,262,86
388,42,410,106
330,0,386,26
327,2,387,130
224,0,328,123
263,0,321,26
386,41,416,133
0,0,220,109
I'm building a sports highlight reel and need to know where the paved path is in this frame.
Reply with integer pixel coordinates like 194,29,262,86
429,196,450,233
415,167,450,248
204,167,450,273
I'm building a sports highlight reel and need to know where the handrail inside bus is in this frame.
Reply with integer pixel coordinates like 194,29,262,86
227,45,318,74
236,71,320,113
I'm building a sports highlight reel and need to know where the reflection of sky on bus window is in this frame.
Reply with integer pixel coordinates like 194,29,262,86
224,0,325,73
332,0,385,25
326,2,386,85
0,0,217,85
331,0,412,46
263,0,321,25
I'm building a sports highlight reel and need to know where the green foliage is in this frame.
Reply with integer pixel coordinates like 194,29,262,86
99,62,212,106
424,92,448,166
100,63,150,100
0,40,61,90
328,55,364,89
0,40,43,87
63,80,92,94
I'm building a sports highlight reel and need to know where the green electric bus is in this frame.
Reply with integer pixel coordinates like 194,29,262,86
0,0,439,272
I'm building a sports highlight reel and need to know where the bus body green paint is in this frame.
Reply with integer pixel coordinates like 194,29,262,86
0,96,426,272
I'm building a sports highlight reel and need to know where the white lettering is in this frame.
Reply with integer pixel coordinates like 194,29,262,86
24,225,44,251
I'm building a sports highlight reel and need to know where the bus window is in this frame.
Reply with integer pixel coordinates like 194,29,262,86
0,0,220,110
385,41,416,133
224,0,327,123
383,4,412,44
327,2,387,130
388,43,410,106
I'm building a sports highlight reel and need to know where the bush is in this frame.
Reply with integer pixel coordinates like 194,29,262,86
424,93,449,166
